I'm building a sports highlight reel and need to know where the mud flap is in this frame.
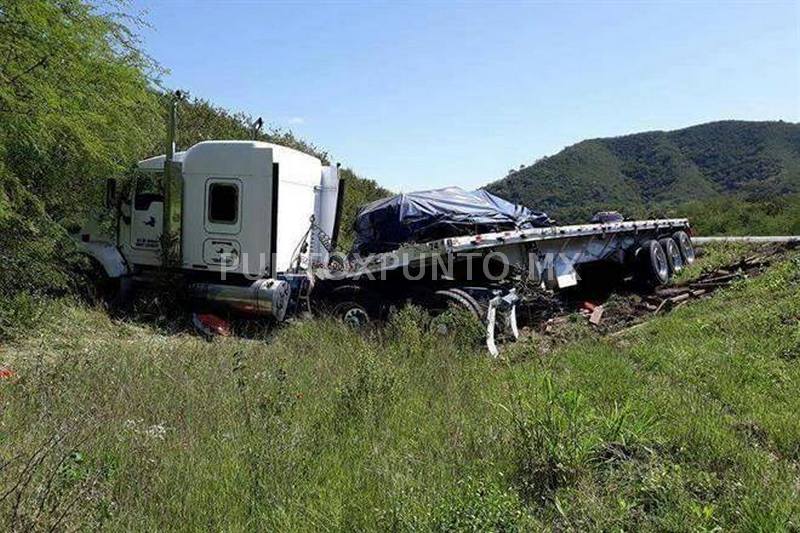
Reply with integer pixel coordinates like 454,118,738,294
506,304,519,340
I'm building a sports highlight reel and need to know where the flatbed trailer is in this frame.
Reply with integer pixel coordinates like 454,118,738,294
337,218,691,281
313,218,694,355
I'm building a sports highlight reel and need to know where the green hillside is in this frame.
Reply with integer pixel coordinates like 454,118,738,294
486,121,800,224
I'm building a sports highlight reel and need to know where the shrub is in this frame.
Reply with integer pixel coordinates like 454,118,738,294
335,348,398,424
508,375,656,506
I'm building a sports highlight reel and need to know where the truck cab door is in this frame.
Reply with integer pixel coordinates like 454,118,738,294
120,173,164,266
131,192,163,252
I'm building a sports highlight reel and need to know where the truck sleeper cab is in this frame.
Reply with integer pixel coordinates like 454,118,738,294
128,141,341,277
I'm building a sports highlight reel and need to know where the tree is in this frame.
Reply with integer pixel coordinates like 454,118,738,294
0,0,163,223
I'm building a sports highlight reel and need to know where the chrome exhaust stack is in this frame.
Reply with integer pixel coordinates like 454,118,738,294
189,279,291,321
162,90,184,266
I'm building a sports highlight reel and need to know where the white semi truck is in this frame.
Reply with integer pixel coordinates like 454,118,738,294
78,99,694,354
81,138,343,322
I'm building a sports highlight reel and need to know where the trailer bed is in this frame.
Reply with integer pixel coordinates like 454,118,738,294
336,218,690,285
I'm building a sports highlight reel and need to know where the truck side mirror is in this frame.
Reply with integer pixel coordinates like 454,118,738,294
105,178,117,209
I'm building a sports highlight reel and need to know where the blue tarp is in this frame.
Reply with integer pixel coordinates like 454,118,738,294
352,187,551,254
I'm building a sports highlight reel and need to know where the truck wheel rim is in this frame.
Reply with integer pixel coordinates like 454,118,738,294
682,236,695,262
676,232,695,263
668,241,683,271
654,246,668,280
343,307,369,328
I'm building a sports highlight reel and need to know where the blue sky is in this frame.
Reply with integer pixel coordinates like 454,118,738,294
131,1,799,191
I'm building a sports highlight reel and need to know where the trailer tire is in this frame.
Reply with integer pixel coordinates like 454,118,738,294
673,231,695,265
659,237,684,275
636,240,670,286
332,300,371,329
432,289,482,321
446,288,485,319
429,289,483,335
327,285,378,328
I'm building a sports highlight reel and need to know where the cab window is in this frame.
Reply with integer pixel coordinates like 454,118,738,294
208,183,239,224
132,172,163,211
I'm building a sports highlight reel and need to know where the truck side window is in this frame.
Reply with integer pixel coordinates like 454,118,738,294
208,183,239,224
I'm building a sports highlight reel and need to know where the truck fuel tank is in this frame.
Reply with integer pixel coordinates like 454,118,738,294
189,278,290,321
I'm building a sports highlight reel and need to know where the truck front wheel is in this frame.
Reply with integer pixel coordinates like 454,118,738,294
87,258,133,309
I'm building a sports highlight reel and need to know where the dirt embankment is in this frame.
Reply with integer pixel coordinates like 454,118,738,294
518,242,798,341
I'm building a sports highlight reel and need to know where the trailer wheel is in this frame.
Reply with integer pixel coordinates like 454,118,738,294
673,231,695,265
327,285,377,328
659,237,684,275
332,301,371,329
636,240,670,286
429,289,483,335
433,289,482,321
447,288,486,319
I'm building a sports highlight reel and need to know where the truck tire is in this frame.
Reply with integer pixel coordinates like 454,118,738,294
328,285,377,328
636,240,670,286
446,288,485,320
88,258,133,310
429,289,483,335
659,237,684,275
673,231,695,265
432,289,482,320
332,300,371,329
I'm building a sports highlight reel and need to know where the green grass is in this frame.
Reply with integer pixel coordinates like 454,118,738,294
1,249,799,531
672,241,762,284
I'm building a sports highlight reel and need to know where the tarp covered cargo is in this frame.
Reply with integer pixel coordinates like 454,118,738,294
352,187,551,254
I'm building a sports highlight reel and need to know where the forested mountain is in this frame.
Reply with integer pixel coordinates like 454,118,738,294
486,121,800,223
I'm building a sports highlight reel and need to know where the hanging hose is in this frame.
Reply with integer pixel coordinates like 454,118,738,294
285,216,343,315
288,216,340,272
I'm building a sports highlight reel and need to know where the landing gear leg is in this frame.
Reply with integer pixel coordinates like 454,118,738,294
485,289,520,358
506,303,519,340
486,298,499,357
